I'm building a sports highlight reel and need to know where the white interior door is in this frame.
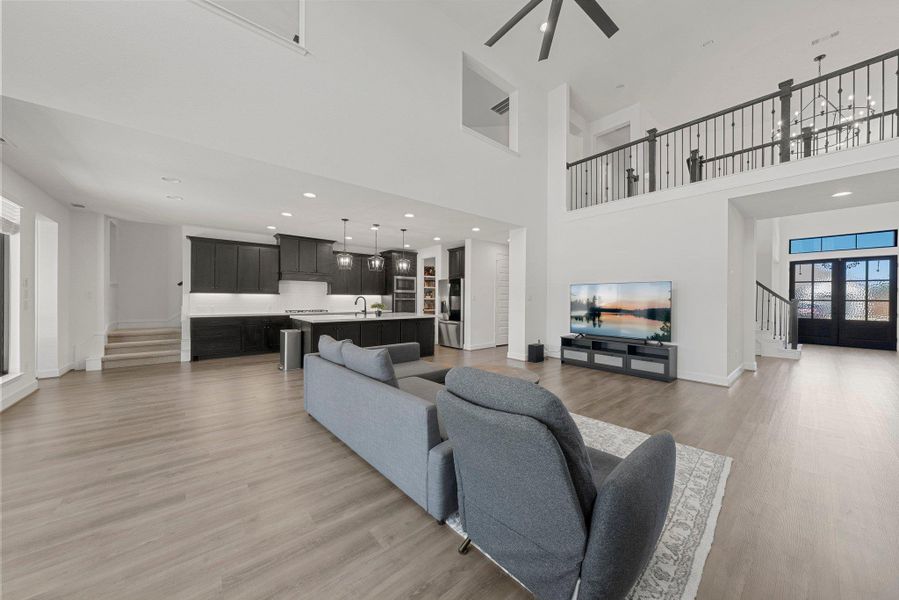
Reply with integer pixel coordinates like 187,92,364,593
495,253,509,346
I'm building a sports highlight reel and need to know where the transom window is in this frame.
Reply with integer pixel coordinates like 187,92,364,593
844,259,891,321
789,230,897,254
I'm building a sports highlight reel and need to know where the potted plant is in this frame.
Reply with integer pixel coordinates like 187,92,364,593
371,302,386,317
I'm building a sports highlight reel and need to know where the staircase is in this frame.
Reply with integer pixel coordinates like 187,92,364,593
101,328,182,370
755,282,801,360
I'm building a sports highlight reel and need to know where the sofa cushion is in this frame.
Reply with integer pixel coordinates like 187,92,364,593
444,366,597,521
342,343,399,388
318,334,347,365
369,342,420,364
398,377,448,439
394,360,451,383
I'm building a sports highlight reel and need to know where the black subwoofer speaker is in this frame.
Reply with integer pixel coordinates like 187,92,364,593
527,343,544,363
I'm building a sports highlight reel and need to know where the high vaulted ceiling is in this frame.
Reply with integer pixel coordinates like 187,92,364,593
436,0,899,123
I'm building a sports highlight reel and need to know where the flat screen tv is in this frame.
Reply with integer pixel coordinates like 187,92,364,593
570,281,672,342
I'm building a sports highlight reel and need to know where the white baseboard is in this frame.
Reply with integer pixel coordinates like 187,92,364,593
115,318,181,330
743,361,758,372
678,370,732,387
506,351,527,362
725,365,744,387
1,377,39,412
85,357,103,371
463,342,500,351
36,363,74,379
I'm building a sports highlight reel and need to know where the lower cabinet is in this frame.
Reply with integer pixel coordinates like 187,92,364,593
300,318,435,357
191,316,291,360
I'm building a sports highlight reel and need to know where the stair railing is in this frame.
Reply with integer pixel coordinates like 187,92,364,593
755,281,798,350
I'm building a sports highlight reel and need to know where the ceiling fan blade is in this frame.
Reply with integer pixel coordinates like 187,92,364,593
572,0,619,38
538,0,563,61
485,0,545,47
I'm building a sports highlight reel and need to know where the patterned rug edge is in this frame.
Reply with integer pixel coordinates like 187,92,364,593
681,456,732,600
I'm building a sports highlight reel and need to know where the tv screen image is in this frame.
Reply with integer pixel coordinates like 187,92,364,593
570,281,672,342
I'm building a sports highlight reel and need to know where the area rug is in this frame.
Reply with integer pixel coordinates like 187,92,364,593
446,413,732,600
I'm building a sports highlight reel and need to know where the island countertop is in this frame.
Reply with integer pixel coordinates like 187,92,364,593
290,313,434,324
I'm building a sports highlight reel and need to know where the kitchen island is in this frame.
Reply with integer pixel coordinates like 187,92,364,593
292,313,435,357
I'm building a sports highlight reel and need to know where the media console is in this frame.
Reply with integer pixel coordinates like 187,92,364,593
560,335,677,382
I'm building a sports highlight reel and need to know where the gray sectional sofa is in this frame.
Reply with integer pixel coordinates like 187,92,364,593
303,337,456,521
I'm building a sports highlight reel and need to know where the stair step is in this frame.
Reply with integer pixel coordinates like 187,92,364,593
107,328,181,342
105,339,181,355
102,349,181,370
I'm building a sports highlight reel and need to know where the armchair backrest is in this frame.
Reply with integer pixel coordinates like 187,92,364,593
437,367,596,600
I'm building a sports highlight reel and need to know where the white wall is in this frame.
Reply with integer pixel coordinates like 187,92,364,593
1,164,72,409
463,239,509,351
112,219,182,329
35,215,59,378
69,211,109,370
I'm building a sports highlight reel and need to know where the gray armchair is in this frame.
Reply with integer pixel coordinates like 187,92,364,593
437,367,675,600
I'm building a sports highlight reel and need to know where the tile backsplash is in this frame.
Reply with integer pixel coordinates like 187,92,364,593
188,281,383,315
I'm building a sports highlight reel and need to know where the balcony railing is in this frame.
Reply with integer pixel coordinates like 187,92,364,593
566,49,899,211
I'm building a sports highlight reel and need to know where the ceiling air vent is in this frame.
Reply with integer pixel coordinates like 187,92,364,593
491,97,510,115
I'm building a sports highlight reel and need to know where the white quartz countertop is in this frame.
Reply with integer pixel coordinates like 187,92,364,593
189,312,291,318
290,313,434,324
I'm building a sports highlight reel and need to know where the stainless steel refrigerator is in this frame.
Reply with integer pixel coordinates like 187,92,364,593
438,278,463,349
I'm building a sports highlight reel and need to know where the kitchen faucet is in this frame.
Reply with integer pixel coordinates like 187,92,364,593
355,296,367,318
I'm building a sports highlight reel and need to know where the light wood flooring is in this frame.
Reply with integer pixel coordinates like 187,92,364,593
2,345,898,599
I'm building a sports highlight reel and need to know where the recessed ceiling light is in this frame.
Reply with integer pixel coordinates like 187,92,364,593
404,244,411,248
404,213,415,218
303,192,316,198
539,22,548,32
370,225,379,231
71,203,86,209
166,195,183,201
345,236,353,240
831,191,852,197
506,238,511,243
267,225,277,230
281,212,293,217
161,177,181,183
433,237,441,241
471,227,480,232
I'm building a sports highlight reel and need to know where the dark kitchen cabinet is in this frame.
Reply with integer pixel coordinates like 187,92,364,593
276,234,334,282
191,238,216,292
362,263,385,295
214,243,238,292
237,245,260,293
380,320,401,345
191,315,291,360
297,317,435,358
329,252,374,296
259,246,280,294
448,247,465,279
190,237,279,294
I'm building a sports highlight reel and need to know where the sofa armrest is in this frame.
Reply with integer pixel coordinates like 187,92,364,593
369,342,421,364
427,439,457,521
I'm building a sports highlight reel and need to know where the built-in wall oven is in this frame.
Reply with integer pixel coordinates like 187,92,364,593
389,276,417,313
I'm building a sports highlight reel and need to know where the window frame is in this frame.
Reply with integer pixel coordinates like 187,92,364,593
789,229,897,255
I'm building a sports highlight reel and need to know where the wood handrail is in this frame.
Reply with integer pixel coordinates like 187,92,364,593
756,280,790,304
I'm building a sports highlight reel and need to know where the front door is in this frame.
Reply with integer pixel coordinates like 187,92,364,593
791,256,897,350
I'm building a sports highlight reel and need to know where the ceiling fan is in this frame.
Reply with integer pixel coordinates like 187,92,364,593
485,0,619,61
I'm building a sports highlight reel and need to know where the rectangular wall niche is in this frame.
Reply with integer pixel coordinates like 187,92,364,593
462,54,518,152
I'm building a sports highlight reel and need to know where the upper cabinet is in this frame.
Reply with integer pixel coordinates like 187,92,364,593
189,237,279,294
448,247,465,279
328,252,385,296
275,234,334,282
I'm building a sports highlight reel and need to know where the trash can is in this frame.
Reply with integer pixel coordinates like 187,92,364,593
279,329,303,370
527,342,544,363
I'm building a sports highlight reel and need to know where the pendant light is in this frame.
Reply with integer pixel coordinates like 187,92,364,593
336,218,353,271
396,228,412,274
367,224,384,272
